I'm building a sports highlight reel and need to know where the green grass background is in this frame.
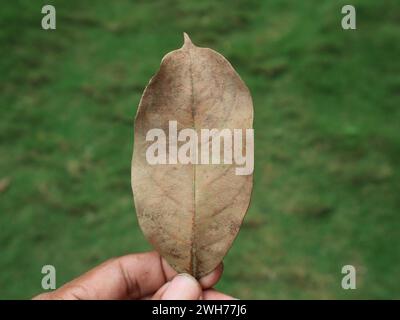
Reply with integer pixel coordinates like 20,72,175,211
1,0,399,299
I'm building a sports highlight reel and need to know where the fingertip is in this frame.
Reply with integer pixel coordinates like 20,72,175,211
198,263,224,289
158,273,202,300
202,289,236,300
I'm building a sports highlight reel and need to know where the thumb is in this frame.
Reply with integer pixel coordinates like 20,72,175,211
154,273,202,300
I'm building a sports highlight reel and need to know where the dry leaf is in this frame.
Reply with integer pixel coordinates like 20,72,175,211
131,33,253,278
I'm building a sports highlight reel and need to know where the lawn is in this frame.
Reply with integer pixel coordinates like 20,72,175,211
0,0,399,299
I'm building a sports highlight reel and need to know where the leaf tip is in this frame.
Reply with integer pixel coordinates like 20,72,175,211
183,32,193,48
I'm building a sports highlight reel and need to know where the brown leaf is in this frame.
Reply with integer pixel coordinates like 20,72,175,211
131,33,253,278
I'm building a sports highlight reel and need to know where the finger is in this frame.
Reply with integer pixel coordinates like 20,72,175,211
139,262,224,300
153,258,224,289
202,289,236,300
158,261,223,290
34,251,174,300
198,263,223,289
152,274,202,300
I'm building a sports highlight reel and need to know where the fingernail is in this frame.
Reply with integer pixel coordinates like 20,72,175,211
161,273,202,300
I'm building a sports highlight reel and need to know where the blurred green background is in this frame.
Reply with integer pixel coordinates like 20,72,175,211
1,0,399,299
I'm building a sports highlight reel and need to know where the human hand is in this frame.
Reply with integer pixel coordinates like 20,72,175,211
33,251,234,300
